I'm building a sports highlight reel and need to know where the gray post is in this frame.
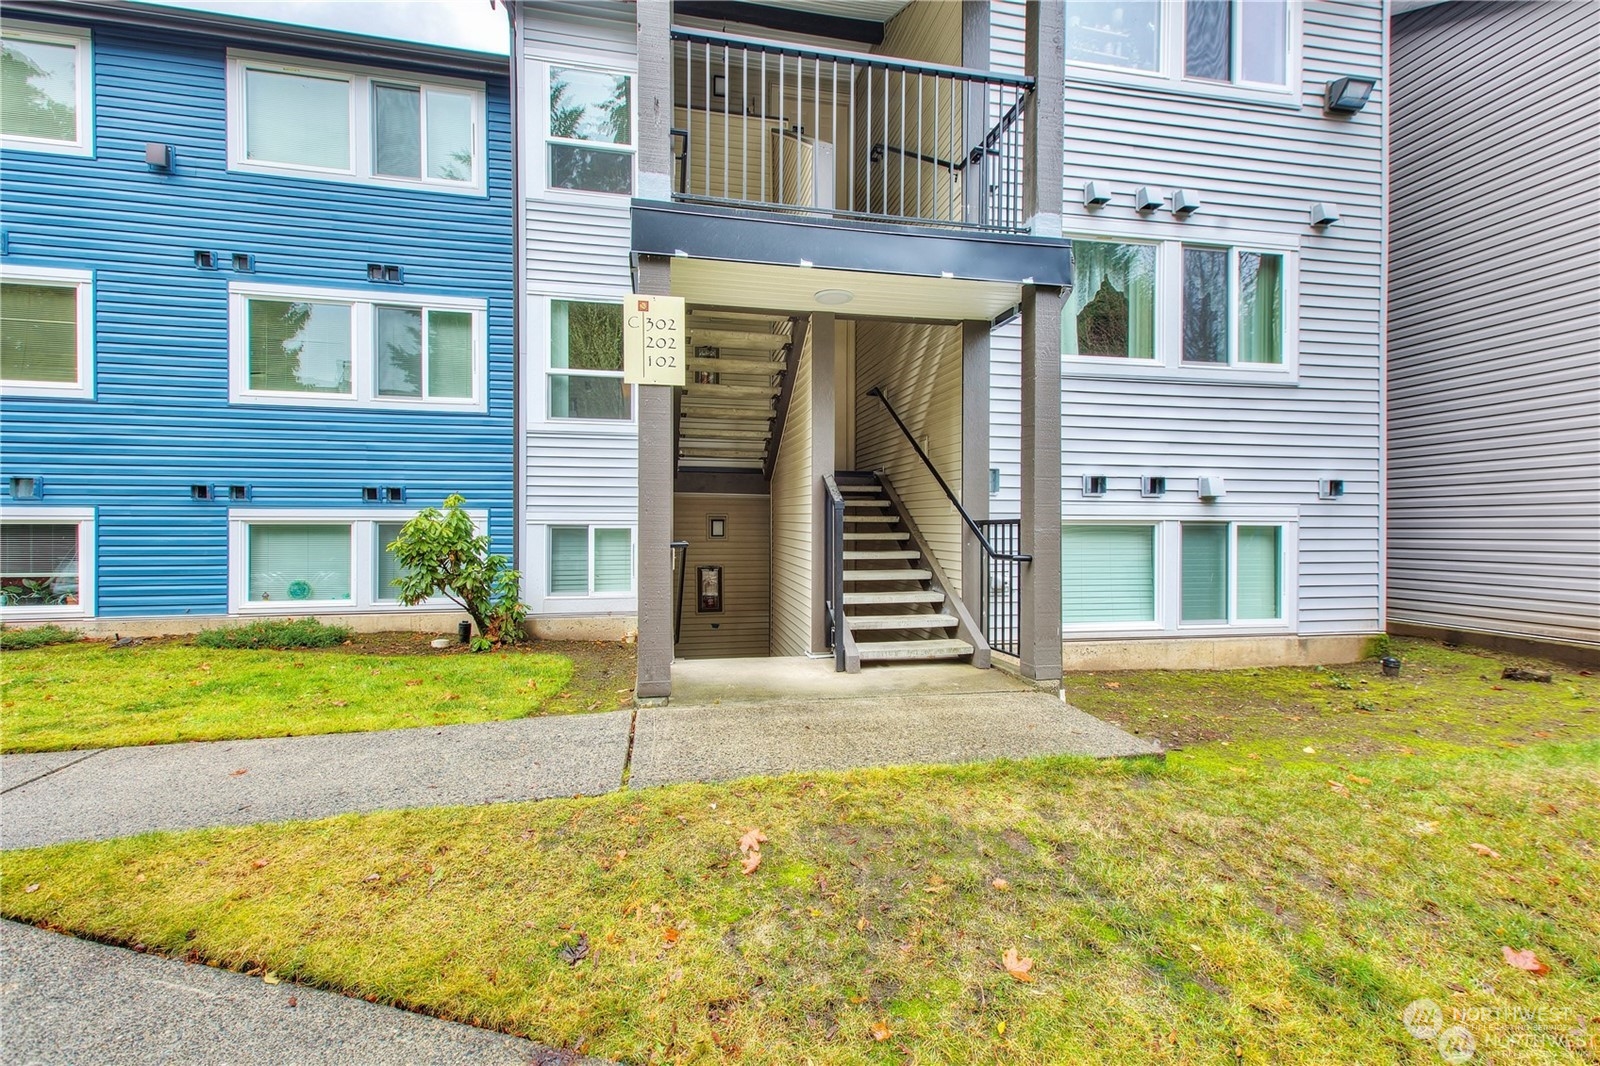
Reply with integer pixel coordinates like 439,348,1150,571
808,312,837,654
961,320,990,623
1018,287,1063,682
635,255,674,700
961,1,989,225
636,0,673,201
1023,0,1065,238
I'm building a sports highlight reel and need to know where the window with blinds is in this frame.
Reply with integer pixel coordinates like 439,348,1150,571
1180,522,1229,622
0,280,80,386
1063,525,1156,624
246,524,353,603
0,523,80,607
1236,525,1282,620
375,522,408,600
1,23,89,154
550,525,634,596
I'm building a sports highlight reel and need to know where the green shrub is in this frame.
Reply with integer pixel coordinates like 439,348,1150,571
195,618,352,650
389,494,526,647
1365,634,1397,660
0,624,81,650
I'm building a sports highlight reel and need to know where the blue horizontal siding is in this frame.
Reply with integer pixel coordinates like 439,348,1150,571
0,18,514,618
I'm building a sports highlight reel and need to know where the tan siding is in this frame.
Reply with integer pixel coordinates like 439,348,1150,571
1388,0,1600,646
854,321,964,596
674,494,770,658
769,329,814,656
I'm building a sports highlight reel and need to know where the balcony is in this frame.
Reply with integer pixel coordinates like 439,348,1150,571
669,28,1034,234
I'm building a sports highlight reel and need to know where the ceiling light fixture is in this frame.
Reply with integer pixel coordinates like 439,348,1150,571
814,288,853,305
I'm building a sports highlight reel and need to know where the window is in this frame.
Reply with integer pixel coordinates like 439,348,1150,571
546,65,633,194
0,266,93,397
1063,239,1291,374
230,283,485,409
0,21,90,155
228,52,485,193
549,526,633,596
1063,525,1156,624
230,510,485,613
1181,522,1282,623
548,299,630,420
0,510,93,617
1065,242,1156,359
1067,1,1293,99
1062,518,1289,633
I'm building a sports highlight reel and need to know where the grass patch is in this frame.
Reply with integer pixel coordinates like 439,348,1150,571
0,624,80,651
0,638,636,753
3,640,1596,1063
195,618,353,650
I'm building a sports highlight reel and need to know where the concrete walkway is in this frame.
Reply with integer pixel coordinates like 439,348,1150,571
0,920,602,1066
1,660,1157,850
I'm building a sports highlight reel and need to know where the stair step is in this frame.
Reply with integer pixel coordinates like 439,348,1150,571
686,357,783,375
843,514,898,524
677,423,771,441
678,457,764,471
838,484,883,494
844,499,892,508
843,550,921,560
843,569,932,582
688,329,791,349
681,441,766,455
844,531,910,541
846,613,959,630
683,383,780,399
844,589,945,606
856,638,974,662
681,406,772,421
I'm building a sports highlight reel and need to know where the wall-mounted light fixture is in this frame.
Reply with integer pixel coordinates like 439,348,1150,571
145,142,175,172
9,475,41,500
1197,476,1226,500
1308,202,1341,227
1133,186,1163,213
711,74,727,99
1171,189,1202,217
1324,75,1377,115
1082,181,1112,207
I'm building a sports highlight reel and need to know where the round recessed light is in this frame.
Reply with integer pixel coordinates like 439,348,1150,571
813,288,854,306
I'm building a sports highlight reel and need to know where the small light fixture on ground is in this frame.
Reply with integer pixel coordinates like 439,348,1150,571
814,288,853,305
1324,75,1377,114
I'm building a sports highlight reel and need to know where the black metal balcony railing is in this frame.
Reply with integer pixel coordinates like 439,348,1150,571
671,28,1034,233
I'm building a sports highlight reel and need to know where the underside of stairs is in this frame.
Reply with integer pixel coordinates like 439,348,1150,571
676,310,795,473
829,471,992,672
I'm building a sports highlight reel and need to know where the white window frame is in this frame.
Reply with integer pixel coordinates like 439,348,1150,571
1062,235,1298,383
534,58,637,201
1065,0,1302,108
225,50,487,196
0,20,92,156
544,523,636,600
227,508,483,615
534,294,635,428
228,282,487,411
1061,508,1297,637
0,264,94,398
0,507,95,620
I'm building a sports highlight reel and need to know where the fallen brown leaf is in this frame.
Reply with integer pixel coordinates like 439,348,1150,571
362,873,380,883
741,851,762,875
251,859,270,869
1104,681,1121,690
1347,774,1371,785
23,883,39,894
991,878,1010,891
1002,947,1035,982
229,768,248,777
1468,843,1501,859
1501,946,1549,974
869,1020,892,1042
442,693,460,701
662,926,681,945
737,828,767,855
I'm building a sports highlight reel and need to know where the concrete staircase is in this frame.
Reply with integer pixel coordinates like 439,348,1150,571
832,471,991,669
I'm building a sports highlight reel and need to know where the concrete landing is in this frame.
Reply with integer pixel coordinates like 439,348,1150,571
667,655,1047,703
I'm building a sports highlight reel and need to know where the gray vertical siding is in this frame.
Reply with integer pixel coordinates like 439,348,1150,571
1388,1,1600,647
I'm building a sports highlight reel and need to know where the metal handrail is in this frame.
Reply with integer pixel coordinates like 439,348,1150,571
671,26,1036,88
822,475,847,670
671,540,689,645
866,386,1032,564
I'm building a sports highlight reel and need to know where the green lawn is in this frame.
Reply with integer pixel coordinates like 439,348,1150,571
3,641,1597,1064
0,637,636,752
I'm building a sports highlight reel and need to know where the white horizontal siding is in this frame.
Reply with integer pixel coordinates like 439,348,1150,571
1388,0,1600,647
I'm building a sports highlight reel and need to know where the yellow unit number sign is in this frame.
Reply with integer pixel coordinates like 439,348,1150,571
623,294,687,387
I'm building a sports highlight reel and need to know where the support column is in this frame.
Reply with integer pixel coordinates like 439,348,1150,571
635,0,673,202
961,320,990,618
1023,1,1065,238
1019,286,1064,682
634,255,674,700
808,313,837,654
961,1,990,225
